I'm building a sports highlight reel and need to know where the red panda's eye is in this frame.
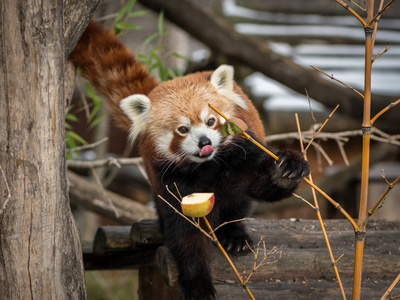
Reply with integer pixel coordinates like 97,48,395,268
207,118,216,127
177,126,189,134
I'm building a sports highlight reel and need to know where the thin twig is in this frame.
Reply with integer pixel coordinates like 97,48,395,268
368,0,397,26
309,142,334,166
304,105,339,152
90,168,120,218
213,218,246,233
311,65,364,98
380,272,400,300
370,98,400,125
335,0,367,26
165,185,183,204
365,175,400,224
335,138,350,167
372,42,390,63
66,137,109,152
103,143,133,187
157,194,210,237
349,0,367,12
292,193,316,210
305,89,316,125
66,156,143,168
372,0,385,48
244,245,280,284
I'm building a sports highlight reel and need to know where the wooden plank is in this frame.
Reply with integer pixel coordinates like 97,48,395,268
84,218,400,299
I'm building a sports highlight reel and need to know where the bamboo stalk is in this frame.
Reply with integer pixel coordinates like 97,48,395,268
352,0,375,298
295,114,347,300
202,217,256,300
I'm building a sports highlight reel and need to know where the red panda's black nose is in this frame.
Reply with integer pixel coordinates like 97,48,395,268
198,136,212,148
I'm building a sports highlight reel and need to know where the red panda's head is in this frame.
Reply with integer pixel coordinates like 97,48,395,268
120,65,260,164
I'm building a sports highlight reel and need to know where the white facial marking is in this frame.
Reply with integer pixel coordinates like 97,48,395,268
156,132,173,157
181,124,222,163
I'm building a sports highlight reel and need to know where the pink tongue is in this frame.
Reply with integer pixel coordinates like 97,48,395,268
200,145,214,157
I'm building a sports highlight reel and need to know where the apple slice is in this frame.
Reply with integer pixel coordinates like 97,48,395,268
181,193,215,217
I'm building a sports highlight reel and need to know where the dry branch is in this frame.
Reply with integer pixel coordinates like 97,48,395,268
68,171,155,224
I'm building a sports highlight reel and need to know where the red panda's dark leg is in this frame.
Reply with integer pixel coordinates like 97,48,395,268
159,198,216,300
215,196,254,256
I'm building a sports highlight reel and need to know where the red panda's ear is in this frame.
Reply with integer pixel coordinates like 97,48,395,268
120,94,150,142
210,65,248,110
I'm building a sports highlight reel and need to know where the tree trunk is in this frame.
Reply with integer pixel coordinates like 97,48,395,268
0,0,90,298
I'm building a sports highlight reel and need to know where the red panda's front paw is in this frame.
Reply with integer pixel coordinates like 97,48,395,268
218,233,254,256
277,151,310,181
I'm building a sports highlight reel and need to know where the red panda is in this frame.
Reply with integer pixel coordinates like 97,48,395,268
70,20,310,300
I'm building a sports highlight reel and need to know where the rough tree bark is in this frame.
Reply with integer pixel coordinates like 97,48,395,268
0,0,98,299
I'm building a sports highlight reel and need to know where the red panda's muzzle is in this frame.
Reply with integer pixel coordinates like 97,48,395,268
198,136,215,157
200,145,214,157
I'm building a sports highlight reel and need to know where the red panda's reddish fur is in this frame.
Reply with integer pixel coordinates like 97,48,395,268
69,20,159,132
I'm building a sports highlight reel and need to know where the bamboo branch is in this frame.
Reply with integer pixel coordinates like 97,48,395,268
209,104,359,230
296,113,347,300
202,217,256,300
372,0,385,48
365,175,400,224
304,105,339,152
310,65,364,98
372,42,390,63
380,272,400,300
370,99,400,125
367,0,397,27
349,0,367,12
335,0,367,26
208,104,279,160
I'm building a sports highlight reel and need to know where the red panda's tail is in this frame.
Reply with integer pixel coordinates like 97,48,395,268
69,20,159,132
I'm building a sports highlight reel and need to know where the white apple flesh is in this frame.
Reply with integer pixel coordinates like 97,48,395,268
181,193,215,217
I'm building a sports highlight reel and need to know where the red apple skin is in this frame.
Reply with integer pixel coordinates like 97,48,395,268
181,193,215,217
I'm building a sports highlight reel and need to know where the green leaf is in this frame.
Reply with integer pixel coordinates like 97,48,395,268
221,122,243,137
88,103,101,123
143,33,158,46
66,113,79,122
115,0,137,23
114,27,122,36
115,22,141,31
230,122,243,134
175,66,183,77
88,114,105,130
172,52,192,62
129,10,149,18
66,130,87,146
85,82,101,103
167,68,177,79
